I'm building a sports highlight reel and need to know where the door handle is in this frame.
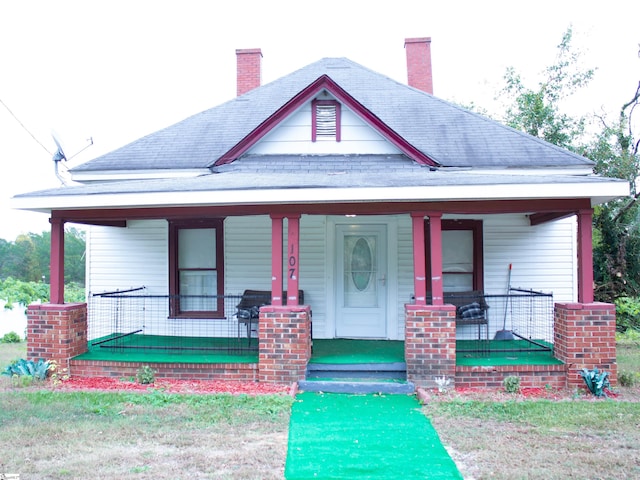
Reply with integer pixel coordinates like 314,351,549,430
379,274,386,286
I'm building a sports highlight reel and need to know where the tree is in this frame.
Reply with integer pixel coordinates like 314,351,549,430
64,227,86,284
499,27,594,151
585,82,640,301
0,228,86,284
492,27,640,303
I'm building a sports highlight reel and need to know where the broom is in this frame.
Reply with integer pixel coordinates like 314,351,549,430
494,263,515,340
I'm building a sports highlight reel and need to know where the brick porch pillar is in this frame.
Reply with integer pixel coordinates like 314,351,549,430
405,304,456,389
27,303,88,372
258,305,311,384
554,302,617,387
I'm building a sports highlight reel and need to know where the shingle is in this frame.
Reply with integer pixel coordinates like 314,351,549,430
70,57,593,173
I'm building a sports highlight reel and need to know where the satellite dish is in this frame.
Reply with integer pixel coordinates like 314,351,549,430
51,131,67,163
49,130,93,185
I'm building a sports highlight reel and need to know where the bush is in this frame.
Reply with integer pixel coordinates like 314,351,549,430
136,365,156,385
0,277,86,307
503,376,521,393
615,297,640,332
618,371,639,387
1,331,22,343
617,328,640,345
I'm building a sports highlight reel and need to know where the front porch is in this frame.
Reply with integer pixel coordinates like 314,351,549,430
66,337,567,390
28,286,617,390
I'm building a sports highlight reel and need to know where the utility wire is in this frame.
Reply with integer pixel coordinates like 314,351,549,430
0,97,52,155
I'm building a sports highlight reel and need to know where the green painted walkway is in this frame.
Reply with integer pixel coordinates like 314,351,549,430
285,392,463,479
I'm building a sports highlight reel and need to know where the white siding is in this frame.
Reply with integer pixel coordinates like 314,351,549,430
225,215,330,337
396,215,415,339
87,220,168,295
224,215,273,294
85,212,577,342
482,214,576,302
86,220,168,340
247,104,402,155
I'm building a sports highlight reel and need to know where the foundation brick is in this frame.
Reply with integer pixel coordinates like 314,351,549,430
404,304,456,388
258,305,311,383
554,302,617,387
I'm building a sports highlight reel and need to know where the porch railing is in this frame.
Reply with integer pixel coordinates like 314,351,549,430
446,288,554,356
88,288,264,355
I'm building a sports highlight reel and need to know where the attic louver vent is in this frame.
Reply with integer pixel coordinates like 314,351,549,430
312,99,341,142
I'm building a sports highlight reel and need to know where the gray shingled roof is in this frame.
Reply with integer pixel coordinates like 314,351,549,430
20,155,620,199
70,57,594,173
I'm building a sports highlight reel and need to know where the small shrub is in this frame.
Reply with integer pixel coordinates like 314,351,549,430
2,358,51,381
617,328,640,346
579,368,610,397
1,331,22,343
48,360,69,386
503,376,521,393
136,365,156,385
618,370,639,387
615,297,640,332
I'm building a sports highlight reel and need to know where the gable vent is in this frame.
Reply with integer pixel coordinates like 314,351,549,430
312,99,341,142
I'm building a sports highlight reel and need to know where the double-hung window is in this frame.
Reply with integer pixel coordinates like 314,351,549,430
425,219,484,293
169,219,224,317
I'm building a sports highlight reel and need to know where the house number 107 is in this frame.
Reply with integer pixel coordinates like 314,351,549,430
289,244,297,279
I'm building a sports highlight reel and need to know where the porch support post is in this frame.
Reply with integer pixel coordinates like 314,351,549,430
554,302,617,387
577,209,594,304
286,215,301,305
50,217,65,304
405,304,457,388
411,212,428,305
270,214,284,305
427,212,444,305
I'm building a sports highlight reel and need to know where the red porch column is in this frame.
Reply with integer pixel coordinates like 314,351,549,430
286,215,301,305
427,212,444,305
270,214,284,305
411,213,428,305
577,209,594,304
50,217,65,304
554,302,617,387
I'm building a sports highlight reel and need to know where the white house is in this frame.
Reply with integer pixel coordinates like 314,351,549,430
13,38,628,391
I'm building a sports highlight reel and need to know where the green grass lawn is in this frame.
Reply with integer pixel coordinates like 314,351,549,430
0,384,293,478
1,339,639,479
0,340,25,367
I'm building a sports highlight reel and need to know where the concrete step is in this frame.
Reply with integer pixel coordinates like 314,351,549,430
306,362,407,380
298,379,415,395
302,362,413,394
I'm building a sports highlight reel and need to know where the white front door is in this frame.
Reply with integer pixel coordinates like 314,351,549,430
335,224,387,338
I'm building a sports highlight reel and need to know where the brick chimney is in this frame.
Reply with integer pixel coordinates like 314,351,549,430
236,48,262,96
404,37,433,94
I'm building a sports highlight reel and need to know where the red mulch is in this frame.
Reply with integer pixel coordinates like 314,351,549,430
53,376,293,396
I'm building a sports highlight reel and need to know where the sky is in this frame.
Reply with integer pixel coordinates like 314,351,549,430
1,0,639,241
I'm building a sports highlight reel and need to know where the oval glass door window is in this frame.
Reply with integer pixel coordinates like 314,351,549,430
351,237,373,291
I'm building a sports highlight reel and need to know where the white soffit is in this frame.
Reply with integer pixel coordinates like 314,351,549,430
12,180,630,213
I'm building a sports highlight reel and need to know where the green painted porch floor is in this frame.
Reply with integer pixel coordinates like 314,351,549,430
72,335,561,367
74,334,258,363
310,339,405,364
456,340,563,366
